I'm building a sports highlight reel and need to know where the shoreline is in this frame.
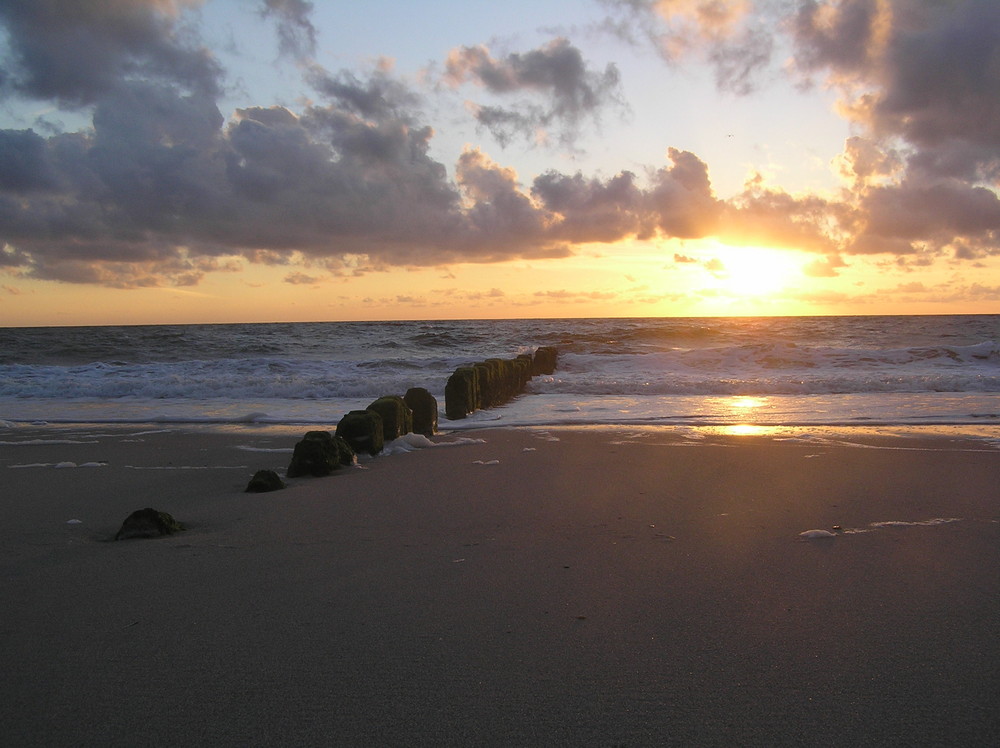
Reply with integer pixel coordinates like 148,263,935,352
2,425,999,745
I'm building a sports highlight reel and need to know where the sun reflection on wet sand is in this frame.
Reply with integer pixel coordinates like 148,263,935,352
720,396,773,436
723,423,772,436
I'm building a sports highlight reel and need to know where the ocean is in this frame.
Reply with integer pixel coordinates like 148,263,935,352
2,315,1000,433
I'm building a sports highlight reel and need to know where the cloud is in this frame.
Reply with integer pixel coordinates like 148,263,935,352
598,0,775,94
804,255,848,278
647,147,721,238
704,257,726,275
0,0,221,105
284,271,322,285
791,0,1000,183
444,38,625,147
2,0,999,292
261,0,317,61
532,169,645,242
534,289,619,301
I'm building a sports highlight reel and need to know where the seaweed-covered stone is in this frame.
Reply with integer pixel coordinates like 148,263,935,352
114,508,184,540
245,469,286,493
366,395,413,441
286,430,344,478
336,409,384,455
332,435,357,466
404,387,438,436
445,366,479,420
532,346,558,375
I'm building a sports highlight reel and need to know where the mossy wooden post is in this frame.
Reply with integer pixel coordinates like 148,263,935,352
445,366,478,420
404,387,438,435
366,395,413,441
512,356,531,392
474,361,496,407
287,430,343,477
486,358,510,404
335,409,384,455
532,346,558,375
517,353,533,381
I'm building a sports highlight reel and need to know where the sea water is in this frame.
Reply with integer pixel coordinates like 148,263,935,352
2,316,999,431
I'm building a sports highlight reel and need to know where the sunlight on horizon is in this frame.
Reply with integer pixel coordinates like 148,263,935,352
706,246,805,298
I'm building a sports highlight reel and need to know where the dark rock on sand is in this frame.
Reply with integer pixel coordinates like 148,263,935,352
114,508,184,540
245,469,286,492
336,409,385,456
366,395,413,441
404,387,438,436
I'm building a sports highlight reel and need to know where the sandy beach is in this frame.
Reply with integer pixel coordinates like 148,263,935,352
2,424,998,746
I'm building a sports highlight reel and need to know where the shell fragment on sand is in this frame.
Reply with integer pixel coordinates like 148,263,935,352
799,529,837,540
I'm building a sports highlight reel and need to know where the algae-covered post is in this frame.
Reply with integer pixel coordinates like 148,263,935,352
445,366,480,420
532,346,558,375
404,387,438,436
366,395,413,441
286,430,355,478
336,409,385,455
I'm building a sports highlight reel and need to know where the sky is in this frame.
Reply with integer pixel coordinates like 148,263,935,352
2,0,1000,326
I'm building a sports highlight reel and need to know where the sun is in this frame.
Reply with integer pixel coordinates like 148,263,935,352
707,245,803,297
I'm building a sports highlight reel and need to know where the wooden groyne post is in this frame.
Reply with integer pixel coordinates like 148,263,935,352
444,346,557,420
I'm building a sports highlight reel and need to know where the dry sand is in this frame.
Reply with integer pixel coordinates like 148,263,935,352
1,424,999,746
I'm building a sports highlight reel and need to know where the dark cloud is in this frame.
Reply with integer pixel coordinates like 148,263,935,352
792,0,1000,182
306,65,422,122
532,170,645,242
0,129,61,191
261,0,317,61
444,39,624,147
0,0,221,105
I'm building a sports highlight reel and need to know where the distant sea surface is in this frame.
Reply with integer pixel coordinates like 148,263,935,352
3,316,1000,431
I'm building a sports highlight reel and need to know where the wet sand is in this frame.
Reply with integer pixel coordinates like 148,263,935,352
1,425,998,746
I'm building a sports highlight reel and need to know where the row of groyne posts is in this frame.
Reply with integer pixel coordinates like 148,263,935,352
114,349,559,538
243,345,559,492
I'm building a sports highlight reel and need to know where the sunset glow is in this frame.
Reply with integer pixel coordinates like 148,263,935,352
2,1,999,326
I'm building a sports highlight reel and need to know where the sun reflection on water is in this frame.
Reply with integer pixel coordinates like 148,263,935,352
722,396,771,436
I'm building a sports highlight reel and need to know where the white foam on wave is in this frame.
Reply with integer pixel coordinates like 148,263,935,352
0,439,99,446
800,517,968,535
9,460,107,468
124,465,248,470
845,517,964,533
871,517,964,528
